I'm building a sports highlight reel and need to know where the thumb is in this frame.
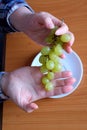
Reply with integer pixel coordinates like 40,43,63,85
25,102,39,113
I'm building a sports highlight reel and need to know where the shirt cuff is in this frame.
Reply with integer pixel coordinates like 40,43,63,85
0,72,9,101
7,3,35,32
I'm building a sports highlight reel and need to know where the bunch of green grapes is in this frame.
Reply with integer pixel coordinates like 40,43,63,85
39,27,71,91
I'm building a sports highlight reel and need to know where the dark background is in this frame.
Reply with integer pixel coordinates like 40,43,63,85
0,33,6,130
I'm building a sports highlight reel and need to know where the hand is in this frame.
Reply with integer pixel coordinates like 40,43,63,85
1,66,75,113
10,7,75,53
24,12,74,52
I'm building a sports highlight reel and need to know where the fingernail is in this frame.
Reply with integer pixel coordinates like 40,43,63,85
55,30,60,35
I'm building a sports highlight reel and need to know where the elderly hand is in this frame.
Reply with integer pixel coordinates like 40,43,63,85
10,7,74,53
1,66,75,113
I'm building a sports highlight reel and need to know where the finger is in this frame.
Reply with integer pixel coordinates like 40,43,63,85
55,23,69,35
52,71,76,88
18,90,38,113
59,53,66,58
62,85,73,93
63,43,73,53
25,102,39,113
54,71,73,80
54,85,73,95
53,77,76,87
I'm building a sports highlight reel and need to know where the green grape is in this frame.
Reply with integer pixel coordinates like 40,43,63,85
52,63,62,72
47,72,54,80
49,51,60,63
39,55,48,64
53,58,61,65
53,44,63,56
41,46,50,55
45,34,54,44
45,82,54,91
60,33,71,42
42,76,50,85
46,60,54,70
40,65,48,74
49,51,58,59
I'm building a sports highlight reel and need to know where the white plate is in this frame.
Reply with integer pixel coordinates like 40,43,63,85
31,51,83,98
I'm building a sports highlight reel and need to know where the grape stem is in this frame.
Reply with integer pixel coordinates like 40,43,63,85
59,19,64,27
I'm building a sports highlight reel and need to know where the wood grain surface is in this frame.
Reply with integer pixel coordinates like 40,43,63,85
2,0,87,130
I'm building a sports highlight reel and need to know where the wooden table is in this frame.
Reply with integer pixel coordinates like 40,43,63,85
2,0,87,130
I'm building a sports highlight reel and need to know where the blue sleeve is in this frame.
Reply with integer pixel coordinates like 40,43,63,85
2,0,26,3
0,0,34,33
2,0,29,9
0,72,9,103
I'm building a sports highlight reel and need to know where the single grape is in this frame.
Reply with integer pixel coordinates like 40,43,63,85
49,51,58,60
40,65,48,74
42,76,50,85
54,44,63,56
45,82,54,91
41,46,50,55
49,50,61,63
39,55,48,64
46,60,54,70
52,63,62,72
60,33,71,42
47,72,54,80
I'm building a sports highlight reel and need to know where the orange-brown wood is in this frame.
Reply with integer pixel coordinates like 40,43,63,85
2,0,87,130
